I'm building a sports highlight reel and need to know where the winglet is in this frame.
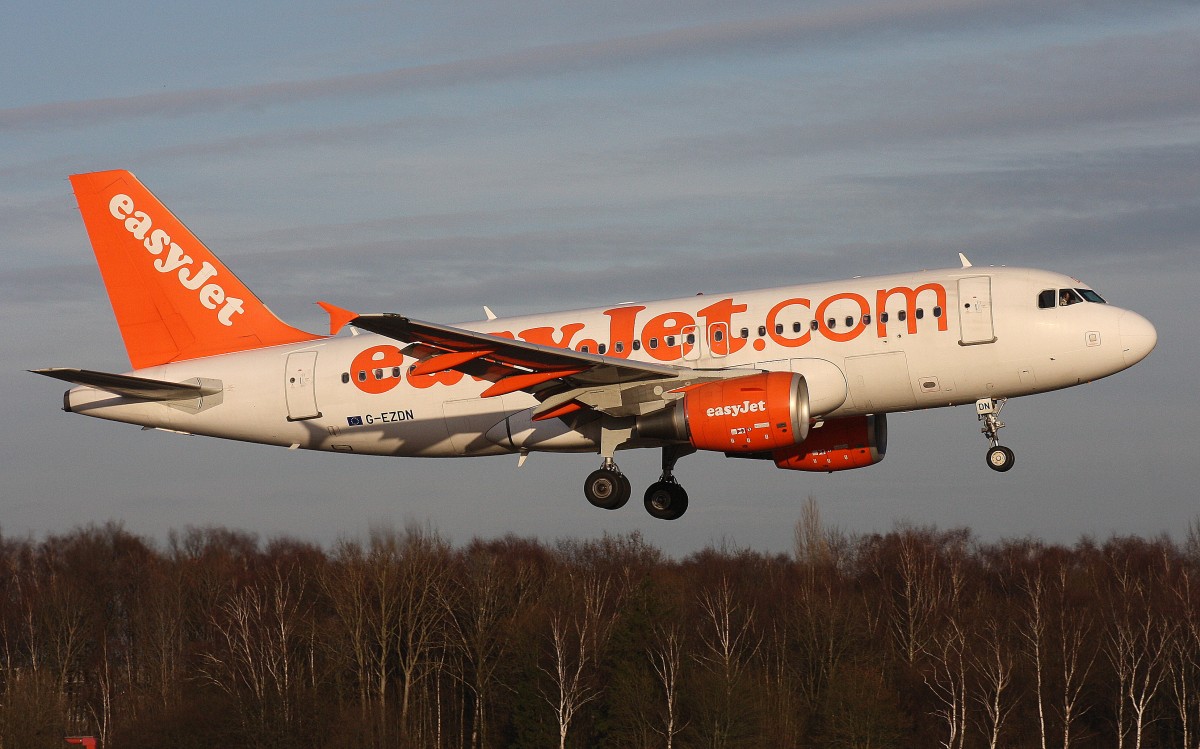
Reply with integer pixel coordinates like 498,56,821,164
317,301,358,335
959,252,973,268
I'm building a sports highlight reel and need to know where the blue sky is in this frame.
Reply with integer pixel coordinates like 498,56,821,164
3,0,1197,555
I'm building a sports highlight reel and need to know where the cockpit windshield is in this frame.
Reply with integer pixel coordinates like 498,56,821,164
1038,287,1107,309
1058,289,1082,306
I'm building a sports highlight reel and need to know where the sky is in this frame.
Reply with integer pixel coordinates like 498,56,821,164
3,0,1198,557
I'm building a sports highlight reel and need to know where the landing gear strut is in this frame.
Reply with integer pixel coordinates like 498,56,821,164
977,397,1015,472
584,458,631,509
643,445,693,520
582,446,694,519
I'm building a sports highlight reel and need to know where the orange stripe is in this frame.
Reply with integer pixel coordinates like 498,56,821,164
532,401,584,421
410,349,494,377
480,369,584,398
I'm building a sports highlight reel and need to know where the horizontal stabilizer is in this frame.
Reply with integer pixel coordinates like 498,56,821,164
30,368,220,401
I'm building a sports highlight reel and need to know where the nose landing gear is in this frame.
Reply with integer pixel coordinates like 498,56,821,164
977,398,1015,472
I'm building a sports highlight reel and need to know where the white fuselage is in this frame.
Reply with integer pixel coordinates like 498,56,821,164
64,266,1156,458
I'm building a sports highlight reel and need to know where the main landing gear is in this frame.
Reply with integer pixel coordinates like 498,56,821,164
643,445,692,520
977,397,1015,472
584,458,631,510
585,446,694,520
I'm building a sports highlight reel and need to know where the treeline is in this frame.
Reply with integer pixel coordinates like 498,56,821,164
2,508,1199,749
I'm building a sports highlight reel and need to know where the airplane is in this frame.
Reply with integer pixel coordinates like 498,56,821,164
33,170,1158,520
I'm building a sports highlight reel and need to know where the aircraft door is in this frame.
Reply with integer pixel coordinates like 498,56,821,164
285,350,322,421
707,322,730,359
958,276,997,345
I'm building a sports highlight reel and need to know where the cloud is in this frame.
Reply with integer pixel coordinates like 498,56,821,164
0,0,1156,131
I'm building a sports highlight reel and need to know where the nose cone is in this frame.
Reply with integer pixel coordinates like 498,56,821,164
1119,310,1157,367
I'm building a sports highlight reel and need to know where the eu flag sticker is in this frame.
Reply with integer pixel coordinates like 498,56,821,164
347,416,364,426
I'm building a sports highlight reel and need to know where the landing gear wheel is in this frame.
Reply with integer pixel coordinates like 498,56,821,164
986,445,1015,472
644,481,689,520
585,469,631,509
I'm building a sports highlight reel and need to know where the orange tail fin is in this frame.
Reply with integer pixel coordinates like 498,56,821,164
70,170,320,369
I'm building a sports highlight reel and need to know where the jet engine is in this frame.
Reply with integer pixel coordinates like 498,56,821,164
771,414,887,472
638,372,810,453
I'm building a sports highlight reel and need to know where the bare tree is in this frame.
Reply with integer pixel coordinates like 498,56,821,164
694,575,762,749
1167,566,1200,749
972,616,1016,749
442,545,536,749
319,538,375,715
926,617,968,749
1018,564,1050,749
879,527,966,667
198,562,310,738
539,569,618,749
1102,550,1176,749
647,622,687,749
388,526,452,734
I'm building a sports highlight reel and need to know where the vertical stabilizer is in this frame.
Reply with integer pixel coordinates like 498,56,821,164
69,170,320,369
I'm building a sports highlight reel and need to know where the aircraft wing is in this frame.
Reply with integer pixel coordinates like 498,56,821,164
348,313,741,419
30,368,221,401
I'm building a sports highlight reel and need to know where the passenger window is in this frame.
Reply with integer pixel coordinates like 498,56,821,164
373,369,383,380
758,325,767,337
1038,289,1056,309
881,312,889,323
649,338,658,350
686,333,696,344
898,310,907,322
933,306,942,318
666,336,676,347
863,314,872,325
845,316,854,328
580,344,590,353
358,371,367,382
614,342,624,353
632,340,641,351
740,327,749,339
598,343,607,354
827,318,836,330
810,320,819,331
342,372,350,384
916,308,924,320
392,367,401,378
792,321,802,333
775,323,783,335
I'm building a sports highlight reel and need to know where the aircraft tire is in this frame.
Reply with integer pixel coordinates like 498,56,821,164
644,481,689,520
585,469,631,509
986,445,1015,472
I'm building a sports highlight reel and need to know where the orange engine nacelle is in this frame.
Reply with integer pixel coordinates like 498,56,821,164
772,414,887,472
639,372,810,453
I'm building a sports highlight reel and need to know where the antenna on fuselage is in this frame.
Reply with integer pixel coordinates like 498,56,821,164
958,252,973,268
